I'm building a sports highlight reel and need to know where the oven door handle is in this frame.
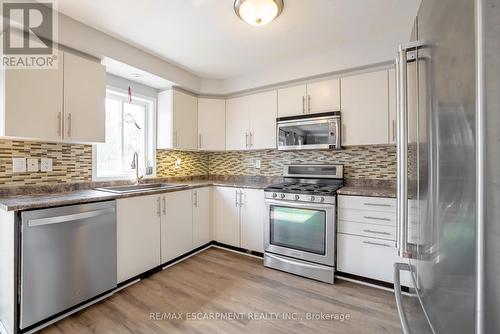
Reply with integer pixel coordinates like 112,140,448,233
265,198,334,210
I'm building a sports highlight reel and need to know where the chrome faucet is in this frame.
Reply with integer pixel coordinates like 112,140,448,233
130,152,143,185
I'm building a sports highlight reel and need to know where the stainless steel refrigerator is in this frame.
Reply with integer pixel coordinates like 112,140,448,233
393,0,498,333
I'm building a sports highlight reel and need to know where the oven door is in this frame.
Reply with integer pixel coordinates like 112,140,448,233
264,199,335,266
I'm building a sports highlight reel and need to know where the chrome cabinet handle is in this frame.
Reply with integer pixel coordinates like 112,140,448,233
162,196,166,215
363,229,391,236
235,189,239,207
157,197,161,217
57,112,62,136
198,134,202,149
249,133,253,148
173,131,178,148
245,132,249,148
66,113,72,137
363,202,392,208
302,96,305,113
363,240,392,248
193,191,198,208
307,95,311,113
363,216,391,222
394,263,411,334
392,119,396,142
239,190,244,207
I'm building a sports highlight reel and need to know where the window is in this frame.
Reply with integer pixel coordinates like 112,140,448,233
93,89,155,180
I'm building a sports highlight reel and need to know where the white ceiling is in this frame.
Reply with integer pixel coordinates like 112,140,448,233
57,0,420,82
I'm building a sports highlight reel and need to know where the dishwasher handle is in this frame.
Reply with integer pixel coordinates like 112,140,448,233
27,207,115,227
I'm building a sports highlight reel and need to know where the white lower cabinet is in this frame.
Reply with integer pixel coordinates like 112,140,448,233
161,189,194,263
192,187,212,248
214,187,241,247
116,194,162,283
240,189,265,252
337,195,410,287
214,186,265,252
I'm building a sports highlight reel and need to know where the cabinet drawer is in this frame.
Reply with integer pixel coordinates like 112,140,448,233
338,220,396,241
337,233,410,286
338,208,396,226
338,195,396,212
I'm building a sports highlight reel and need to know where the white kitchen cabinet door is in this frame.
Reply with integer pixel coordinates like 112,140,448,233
2,50,64,141
213,187,241,247
116,195,161,283
198,98,226,150
173,90,198,150
157,90,174,149
161,190,194,263
193,187,212,248
388,67,397,144
306,78,341,114
248,90,277,150
337,233,410,286
225,95,250,150
63,52,106,143
341,70,389,146
277,85,307,117
240,189,265,252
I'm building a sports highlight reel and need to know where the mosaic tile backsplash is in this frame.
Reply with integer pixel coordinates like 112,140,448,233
156,145,397,180
0,140,92,186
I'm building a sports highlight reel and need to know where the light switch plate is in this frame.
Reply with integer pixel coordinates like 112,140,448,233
175,158,181,169
40,158,53,172
12,158,26,173
255,159,261,169
27,158,38,172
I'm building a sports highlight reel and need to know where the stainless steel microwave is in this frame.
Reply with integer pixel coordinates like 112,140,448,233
276,111,341,150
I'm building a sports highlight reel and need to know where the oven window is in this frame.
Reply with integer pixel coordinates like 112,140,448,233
270,205,326,255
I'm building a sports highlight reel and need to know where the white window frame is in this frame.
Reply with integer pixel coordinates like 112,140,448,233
92,87,157,181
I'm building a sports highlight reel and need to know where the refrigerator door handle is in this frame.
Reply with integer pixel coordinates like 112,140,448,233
394,262,411,334
396,44,409,257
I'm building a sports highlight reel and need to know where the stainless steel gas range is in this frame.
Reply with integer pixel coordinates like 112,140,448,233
263,164,343,284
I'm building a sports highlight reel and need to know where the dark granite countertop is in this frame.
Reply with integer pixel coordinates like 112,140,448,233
337,186,396,198
0,177,278,211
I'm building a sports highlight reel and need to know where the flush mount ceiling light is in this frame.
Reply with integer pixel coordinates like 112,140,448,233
234,0,284,26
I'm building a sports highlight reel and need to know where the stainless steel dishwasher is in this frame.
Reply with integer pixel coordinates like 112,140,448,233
20,201,117,329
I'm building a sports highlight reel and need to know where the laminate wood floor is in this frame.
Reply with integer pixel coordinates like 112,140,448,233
40,248,404,334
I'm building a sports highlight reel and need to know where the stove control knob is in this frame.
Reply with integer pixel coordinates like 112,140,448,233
310,196,316,202
294,195,300,201
272,193,278,198
280,193,286,199
319,197,325,203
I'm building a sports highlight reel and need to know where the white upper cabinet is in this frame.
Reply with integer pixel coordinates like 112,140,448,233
0,50,105,143
248,90,277,150
277,79,340,117
388,67,397,144
341,70,389,146
63,52,106,143
225,95,250,150
277,85,307,117
2,50,64,141
226,90,277,150
198,98,226,151
306,78,341,114
157,89,198,150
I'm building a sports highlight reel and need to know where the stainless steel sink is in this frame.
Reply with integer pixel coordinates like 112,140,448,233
95,183,186,194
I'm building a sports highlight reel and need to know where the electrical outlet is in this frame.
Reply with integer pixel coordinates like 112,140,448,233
175,158,182,169
27,158,39,172
255,159,261,169
40,158,53,172
12,158,26,173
